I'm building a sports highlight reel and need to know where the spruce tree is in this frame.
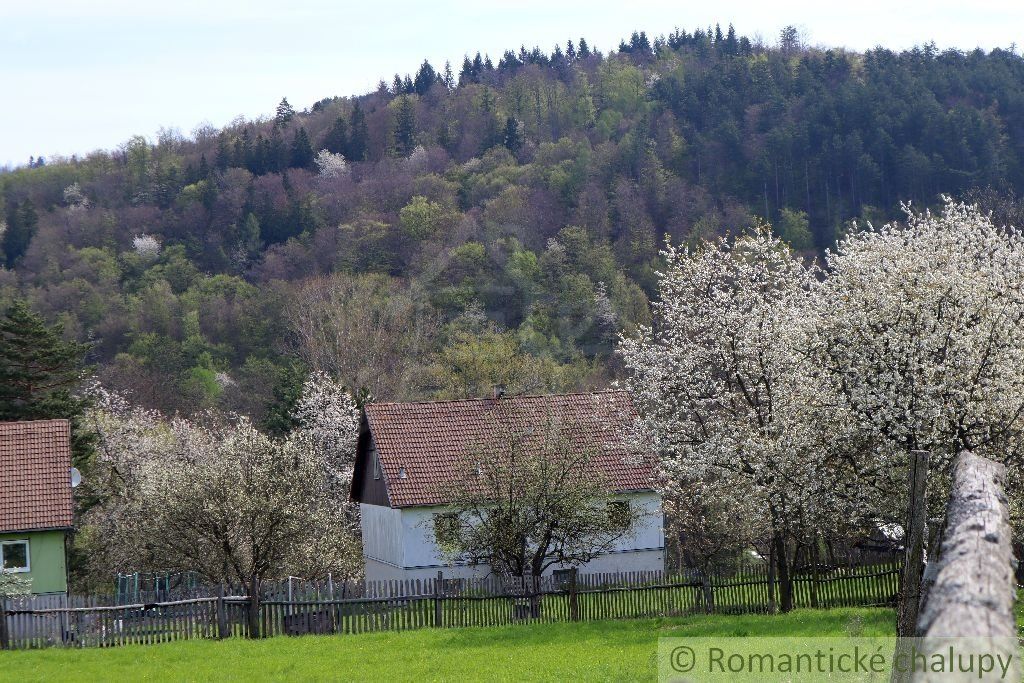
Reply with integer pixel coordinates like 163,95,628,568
268,126,288,173
393,94,417,157
578,37,591,58
459,56,475,86
290,127,315,169
348,102,368,161
2,199,38,268
275,97,296,127
215,132,231,171
0,300,94,466
323,115,349,155
414,60,437,96
503,116,523,155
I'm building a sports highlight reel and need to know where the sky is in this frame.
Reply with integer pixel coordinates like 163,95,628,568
2,0,1022,168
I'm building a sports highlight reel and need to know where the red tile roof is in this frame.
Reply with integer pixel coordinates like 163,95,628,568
362,390,652,508
0,420,73,533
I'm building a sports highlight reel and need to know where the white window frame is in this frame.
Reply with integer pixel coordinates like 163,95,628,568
372,450,381,480
1,539,30,573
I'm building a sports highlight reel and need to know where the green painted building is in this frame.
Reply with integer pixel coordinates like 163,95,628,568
0,419,74,595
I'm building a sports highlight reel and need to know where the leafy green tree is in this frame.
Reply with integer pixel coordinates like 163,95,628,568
777,208,814,250
0,300,94,466
399,196,447,239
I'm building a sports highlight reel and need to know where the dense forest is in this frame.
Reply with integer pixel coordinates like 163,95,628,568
2,25,1024,425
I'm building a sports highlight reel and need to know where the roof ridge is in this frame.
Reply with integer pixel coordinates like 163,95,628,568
365,389,628,409
0,418,70,426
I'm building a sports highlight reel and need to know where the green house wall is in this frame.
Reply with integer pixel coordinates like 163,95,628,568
0,529,67,594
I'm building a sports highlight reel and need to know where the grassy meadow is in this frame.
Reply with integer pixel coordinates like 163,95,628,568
2,608,894,682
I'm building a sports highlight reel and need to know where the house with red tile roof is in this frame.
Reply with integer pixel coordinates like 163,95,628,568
0,419,74,595
351,390,664,581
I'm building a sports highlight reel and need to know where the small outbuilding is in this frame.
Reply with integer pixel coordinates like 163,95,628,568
351,390,664,581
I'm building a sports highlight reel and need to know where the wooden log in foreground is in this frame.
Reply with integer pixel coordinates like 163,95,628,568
912,451,1017,681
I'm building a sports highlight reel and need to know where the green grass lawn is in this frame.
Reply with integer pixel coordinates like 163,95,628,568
3,608,894,682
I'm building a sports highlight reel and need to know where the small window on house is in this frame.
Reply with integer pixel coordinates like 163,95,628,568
1,540,30,573
607,500,631,530
553,568,576,589
433,512,460,547
373,451,381,480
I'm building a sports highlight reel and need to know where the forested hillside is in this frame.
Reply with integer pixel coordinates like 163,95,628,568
2,25,1023,423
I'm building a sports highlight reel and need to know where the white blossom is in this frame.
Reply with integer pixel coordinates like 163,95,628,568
78,385,363,608
314,149,349,179
812,199,1024,524
619,227,863,605
132,234,161,259
405,144,428,172
290,371,360,486
63,182,90,211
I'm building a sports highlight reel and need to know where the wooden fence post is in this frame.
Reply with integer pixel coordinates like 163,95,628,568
433,571,443,628
216,585,228,640
809,540,820,609
0,598,9,650
908,451,1018,682
897,450,929,638
568,569,579,621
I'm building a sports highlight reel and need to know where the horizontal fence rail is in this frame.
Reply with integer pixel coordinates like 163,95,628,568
0,560,901,650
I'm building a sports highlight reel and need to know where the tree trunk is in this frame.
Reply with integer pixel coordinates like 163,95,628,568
700,570,715,614
247,574,261,638
773,532,794,612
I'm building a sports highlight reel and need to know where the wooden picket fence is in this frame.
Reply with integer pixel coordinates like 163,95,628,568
0,560,901,649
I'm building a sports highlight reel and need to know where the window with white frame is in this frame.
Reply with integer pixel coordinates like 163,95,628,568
1,539,30,573
372,450,381,480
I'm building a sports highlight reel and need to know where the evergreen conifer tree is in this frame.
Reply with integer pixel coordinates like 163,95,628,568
2,199,38,268
503,116,523,155
290,127,315,169
414,60,437,95
323,115,349,155
0,300,94,466
268,126,288,173
393,95,417,157
348,102,368,161
275,97,296,126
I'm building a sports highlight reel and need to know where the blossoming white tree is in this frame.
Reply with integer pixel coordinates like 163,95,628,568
623,200,1024,617
313,149,348,179
132,234,161,259
814,200,1024,488
619,228,863,611
80,379,360,636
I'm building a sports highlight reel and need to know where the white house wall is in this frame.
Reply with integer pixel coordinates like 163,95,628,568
361,492,665,581
359,503,403,568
